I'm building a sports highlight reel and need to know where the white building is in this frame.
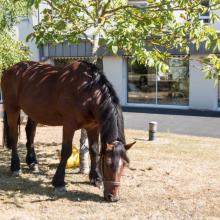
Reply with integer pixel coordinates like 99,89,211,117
14,1,220,112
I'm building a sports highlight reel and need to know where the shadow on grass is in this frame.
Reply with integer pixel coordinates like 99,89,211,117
0,165,103,203
0,143,104,203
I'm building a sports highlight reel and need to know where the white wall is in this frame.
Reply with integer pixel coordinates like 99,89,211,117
14,3,48,61
14,16,39,61
189,55,218,110
103,56,127,105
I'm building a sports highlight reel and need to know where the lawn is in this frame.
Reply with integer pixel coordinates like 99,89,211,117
0,125,219,220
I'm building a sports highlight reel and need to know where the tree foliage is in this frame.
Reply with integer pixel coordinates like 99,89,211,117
0,0,30,76
27,0,220,79
0,31,29,73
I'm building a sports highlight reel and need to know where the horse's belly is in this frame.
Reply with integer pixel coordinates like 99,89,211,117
21,103,63,126
19,83,64,125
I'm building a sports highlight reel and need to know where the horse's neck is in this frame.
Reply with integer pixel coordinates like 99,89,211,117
99,105,125,145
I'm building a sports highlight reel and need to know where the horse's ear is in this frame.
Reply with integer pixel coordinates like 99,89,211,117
106,143,114,151
125,141,136,151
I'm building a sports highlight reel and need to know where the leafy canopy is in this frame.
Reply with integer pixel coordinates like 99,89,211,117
0,0,30,75
0,32,29,73
27,0,220,79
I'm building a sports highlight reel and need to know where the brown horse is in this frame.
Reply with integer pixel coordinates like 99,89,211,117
1,60,135,202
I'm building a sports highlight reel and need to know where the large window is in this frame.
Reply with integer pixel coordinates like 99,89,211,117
127,57,189,106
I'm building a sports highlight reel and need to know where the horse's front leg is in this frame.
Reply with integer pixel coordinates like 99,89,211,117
52,124,74,193
87,127,102,187
25,117,38,172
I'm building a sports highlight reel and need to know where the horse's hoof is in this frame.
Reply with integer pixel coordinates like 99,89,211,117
12,170,22,177
54,186,67,196
90,178,103,188
29,163,39,173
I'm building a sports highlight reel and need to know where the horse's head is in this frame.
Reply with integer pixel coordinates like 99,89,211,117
100,141,136,202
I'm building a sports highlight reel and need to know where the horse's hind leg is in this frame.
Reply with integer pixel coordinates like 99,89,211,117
25,117,38,172
87,127,102,187
6,110,21,175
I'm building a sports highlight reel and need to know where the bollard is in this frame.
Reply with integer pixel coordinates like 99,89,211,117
149,121,158,141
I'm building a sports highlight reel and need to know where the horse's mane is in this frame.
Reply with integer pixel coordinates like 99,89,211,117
79,60,125,145
80,60,120,105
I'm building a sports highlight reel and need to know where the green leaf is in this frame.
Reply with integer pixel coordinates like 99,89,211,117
26,33,33,42
112,46,118,55
161,63,168,73
205,40,211,50
34,0,41,8
27,0,35,7
148,58,154,67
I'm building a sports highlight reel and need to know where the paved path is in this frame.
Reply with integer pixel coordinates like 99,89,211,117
123,111,220,138
1,103,220,138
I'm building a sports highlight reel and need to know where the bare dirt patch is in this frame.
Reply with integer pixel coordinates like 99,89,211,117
0,125,220,220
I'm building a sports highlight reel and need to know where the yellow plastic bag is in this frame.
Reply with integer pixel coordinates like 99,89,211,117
66,145,80,169
57,145,80,169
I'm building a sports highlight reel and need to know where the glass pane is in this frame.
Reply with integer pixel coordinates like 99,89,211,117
157,58,189,106
127,59,156,104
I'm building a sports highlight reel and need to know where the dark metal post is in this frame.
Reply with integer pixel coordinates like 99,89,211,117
149,121,158,141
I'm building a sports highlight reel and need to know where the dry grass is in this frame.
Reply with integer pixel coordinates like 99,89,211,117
0,125,220,220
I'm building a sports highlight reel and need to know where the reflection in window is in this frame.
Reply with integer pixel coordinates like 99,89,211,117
158,58,189,105
127,57,189,106
127,60,156,104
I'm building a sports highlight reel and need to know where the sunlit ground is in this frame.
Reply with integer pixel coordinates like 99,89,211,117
0,124,219,220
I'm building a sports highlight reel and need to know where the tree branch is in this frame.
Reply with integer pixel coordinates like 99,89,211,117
100,0,111,17
82,33,93,44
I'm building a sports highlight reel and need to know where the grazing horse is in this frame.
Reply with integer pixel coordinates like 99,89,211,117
1,60,135,202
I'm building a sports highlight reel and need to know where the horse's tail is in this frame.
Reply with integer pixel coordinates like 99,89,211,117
2,110,20,149
2,110,9,148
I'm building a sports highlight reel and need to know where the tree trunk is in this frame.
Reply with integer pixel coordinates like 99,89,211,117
79,34,100,174
79,128,90,174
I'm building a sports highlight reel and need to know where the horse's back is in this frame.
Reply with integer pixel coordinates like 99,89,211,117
1,61,37,89
1,60,100,126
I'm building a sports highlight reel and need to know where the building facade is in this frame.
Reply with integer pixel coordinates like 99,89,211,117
13,1,220,112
